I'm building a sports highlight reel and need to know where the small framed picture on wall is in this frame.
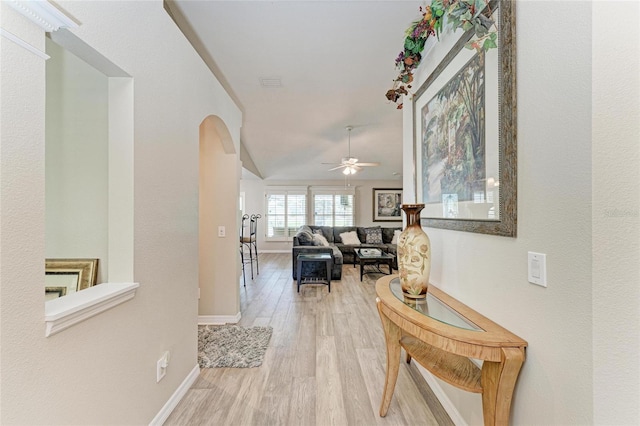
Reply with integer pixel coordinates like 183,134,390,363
373,188,402,222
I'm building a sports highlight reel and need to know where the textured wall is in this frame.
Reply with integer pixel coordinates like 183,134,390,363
0,2,47,423
199,116,241,317
0,1,241,424
592,1,640,423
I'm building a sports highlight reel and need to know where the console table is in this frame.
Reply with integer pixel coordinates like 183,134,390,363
375,275,527,425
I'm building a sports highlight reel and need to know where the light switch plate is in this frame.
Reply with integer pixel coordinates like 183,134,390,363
528,252,547,287
218,226,226,237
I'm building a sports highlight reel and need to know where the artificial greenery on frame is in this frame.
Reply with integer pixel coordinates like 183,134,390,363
386,0,498,109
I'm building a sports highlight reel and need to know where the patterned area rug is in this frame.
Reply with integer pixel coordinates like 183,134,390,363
198,325,273,368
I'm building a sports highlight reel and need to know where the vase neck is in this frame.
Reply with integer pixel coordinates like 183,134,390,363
401,204,424,227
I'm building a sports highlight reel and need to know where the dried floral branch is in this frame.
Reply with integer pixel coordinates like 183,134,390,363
387,0,497,109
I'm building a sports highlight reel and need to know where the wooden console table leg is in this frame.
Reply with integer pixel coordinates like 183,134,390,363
376,299,402,417
481,347,524,425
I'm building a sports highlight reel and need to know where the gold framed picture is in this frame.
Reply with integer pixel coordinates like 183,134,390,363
45,259,99,299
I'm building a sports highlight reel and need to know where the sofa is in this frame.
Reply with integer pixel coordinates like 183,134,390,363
292,225,401,280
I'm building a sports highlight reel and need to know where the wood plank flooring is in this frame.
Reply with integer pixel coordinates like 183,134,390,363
166,253,452,426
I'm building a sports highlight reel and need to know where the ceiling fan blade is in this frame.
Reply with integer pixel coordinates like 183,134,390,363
355,162,380,167
327,165,347,171
321,162,342,165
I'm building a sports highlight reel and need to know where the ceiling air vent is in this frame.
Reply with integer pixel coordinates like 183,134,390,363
259,77,282,88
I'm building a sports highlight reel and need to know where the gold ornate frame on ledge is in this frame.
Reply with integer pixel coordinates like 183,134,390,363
45,258,99,294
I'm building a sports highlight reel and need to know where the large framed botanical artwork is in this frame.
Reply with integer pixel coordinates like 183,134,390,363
413,0,516,237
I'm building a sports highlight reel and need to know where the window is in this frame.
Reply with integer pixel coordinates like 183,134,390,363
265,187,307,240
312,187,355,227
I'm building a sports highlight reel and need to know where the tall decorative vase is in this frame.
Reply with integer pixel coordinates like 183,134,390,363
398,204,431,299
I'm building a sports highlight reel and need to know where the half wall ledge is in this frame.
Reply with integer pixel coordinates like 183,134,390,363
45,282,139,337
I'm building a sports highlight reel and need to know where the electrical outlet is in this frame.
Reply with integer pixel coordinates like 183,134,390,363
218,226,226,237
156,351,170,382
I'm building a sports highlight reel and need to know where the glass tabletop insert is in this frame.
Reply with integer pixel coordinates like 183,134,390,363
297,253,332,260
356,248,393,258
389,278,482,331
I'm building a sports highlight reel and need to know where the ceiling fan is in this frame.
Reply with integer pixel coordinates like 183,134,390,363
323,126,380,175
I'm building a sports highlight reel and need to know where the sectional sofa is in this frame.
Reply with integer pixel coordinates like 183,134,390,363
292,225,401,280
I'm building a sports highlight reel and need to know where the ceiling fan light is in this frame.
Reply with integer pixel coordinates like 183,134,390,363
327,126,377,175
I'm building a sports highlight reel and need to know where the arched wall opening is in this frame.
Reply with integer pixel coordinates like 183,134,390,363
198,115,241,322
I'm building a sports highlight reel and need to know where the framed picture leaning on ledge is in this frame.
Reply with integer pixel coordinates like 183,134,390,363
45,258,99,300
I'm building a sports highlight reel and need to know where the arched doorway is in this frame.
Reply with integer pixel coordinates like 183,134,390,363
198,115,241,323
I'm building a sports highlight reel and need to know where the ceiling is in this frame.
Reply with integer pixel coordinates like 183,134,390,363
170,1,423,181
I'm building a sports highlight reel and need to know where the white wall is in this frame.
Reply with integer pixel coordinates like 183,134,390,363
45,38,109,284
403,1,639,425
199,116,241,318
0,1,242,424
240,178,403,252
592,1,640,423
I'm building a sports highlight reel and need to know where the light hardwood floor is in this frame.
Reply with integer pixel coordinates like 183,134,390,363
166,253,452,426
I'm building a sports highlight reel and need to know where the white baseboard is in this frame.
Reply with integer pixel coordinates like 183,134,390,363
149,363,200,426
257,249,290,253
198,312,241,325
415,363,467,426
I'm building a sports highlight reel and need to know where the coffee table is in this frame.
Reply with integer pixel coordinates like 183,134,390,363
354,249,395,281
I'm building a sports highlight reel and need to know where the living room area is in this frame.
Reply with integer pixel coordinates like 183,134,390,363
240,178,402,252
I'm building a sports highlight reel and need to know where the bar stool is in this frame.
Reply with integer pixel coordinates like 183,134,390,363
249,214,261,276
239,214,253,286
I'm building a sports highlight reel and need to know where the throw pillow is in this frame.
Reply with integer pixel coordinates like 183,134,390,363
364,227,383,244
312,233,330,247
391,229,402,245
313,229,330,241
339,231,361,245
296,230,314,246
